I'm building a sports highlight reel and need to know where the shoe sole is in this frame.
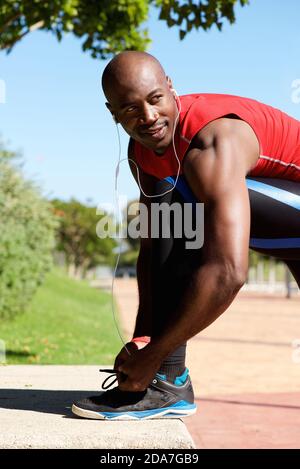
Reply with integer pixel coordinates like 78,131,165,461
72,403,197,420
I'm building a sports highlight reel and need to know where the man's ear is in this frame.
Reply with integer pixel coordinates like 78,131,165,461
166,76,178,100
105,102,118,123
166,75,173,91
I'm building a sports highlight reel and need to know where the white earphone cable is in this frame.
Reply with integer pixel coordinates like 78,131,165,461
111,94,182,358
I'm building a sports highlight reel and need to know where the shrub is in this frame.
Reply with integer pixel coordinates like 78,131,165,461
0,144,58,319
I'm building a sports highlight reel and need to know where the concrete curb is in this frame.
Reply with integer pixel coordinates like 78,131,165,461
0,365,196,449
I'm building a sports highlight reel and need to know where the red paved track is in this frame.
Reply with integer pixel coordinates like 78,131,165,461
186,393,300,449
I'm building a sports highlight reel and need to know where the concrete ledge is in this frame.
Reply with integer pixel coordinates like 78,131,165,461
0,365,196,449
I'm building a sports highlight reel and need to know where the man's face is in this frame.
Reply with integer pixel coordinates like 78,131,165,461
107,68,178,155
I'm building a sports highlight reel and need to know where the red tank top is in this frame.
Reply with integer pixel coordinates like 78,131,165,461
134,93,300,181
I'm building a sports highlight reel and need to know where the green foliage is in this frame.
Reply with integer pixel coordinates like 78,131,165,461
51,198,116,275
0,143,58,320
155,0,249,39
0,0,150,58
0,0,249,59
118,248,139,267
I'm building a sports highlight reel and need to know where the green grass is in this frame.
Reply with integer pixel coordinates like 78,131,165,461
0,267,122,365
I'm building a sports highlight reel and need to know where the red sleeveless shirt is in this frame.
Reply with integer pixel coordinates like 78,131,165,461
133,93,300,181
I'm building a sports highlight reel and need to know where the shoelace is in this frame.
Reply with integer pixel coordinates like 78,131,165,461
99,368,123,390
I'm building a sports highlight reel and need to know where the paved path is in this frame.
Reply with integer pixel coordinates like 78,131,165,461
114,279,300,449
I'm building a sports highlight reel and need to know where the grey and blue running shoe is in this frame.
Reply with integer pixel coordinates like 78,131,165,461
72,367,197,420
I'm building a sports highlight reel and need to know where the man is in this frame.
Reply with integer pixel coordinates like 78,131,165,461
72,51,300,420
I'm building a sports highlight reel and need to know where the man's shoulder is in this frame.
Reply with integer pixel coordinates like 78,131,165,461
190,115,243,149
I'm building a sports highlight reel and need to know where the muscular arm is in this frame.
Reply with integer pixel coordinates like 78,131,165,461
148,118,260,359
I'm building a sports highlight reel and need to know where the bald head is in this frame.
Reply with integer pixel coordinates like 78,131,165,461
101,51,178,154
102,51,167,104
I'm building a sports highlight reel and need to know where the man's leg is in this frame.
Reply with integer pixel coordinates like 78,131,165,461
247,176,300,292
151,237,188,382
248,176,300,261
150,179,202,383
71,179,200,420
246,177,300,295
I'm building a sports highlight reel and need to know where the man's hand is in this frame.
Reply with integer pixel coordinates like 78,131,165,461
116,344,163,392
113,342,138,385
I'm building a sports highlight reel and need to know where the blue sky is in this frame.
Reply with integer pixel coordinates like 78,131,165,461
0,0,300,206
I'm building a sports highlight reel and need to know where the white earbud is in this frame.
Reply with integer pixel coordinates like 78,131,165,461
112,114,118,124
171,88,178,97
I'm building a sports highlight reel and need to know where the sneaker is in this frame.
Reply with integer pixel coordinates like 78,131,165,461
71,367,197,420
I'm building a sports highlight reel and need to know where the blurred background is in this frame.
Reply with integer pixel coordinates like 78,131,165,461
0,0,299,367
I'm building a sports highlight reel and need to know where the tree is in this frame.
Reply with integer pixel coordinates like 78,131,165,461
0,0,249,59
0,142,58,320
51,198,116,278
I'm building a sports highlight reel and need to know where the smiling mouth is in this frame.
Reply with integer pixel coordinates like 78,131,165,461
140,123,168,141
